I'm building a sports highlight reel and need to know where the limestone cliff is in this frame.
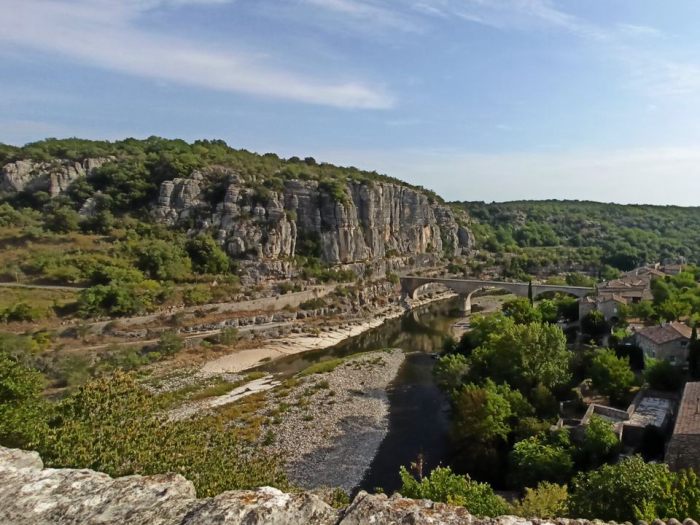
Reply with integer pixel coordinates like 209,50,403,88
0,158,112,197
2,446,696,525
154,170,475,272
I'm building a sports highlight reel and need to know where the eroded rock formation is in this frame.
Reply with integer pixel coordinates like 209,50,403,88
0,158,112,197
154,171,474,270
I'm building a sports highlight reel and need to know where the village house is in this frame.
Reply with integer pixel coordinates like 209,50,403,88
633,322,692,365
578,263,682,322
578,294,628,323
666,382,700,471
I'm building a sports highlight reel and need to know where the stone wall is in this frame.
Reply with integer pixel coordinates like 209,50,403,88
2,446,696,525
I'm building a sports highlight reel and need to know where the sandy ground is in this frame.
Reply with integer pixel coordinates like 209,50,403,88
201,292,456,375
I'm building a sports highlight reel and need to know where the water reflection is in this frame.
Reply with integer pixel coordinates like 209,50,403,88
258,297,461,494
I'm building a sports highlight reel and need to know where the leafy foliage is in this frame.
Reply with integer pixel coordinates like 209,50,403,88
398,466,509,518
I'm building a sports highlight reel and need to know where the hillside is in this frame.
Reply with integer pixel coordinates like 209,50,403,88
454,200,700,279
0,137,473,321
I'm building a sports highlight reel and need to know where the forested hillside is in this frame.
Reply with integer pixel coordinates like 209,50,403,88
455,200,700,276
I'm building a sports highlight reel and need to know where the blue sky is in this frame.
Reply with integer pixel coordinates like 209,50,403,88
3,0,700,205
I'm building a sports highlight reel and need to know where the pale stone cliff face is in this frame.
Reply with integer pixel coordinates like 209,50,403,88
154,171,475,269
0,158,112,197
0,158,475,276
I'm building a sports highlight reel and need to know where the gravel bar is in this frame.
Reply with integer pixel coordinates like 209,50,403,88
263,349,405,493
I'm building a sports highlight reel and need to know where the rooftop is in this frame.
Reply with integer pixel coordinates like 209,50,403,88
673,382,700,436
627,396,674,428
637,322,692,345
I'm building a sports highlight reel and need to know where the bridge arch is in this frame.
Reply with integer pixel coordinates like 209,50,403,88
400,276,593,314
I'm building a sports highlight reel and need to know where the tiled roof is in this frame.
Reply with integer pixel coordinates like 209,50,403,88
672,382,700,435
637,322,692,345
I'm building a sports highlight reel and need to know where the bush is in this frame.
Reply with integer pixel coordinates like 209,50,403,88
157,331,184,356
644,358,684,391
218,327,239,346
512,482,569,518
399,466,508,518
183,284,213,306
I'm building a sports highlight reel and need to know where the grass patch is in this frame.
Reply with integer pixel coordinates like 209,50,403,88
298,349,392,377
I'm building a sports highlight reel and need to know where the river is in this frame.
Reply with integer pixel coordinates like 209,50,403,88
258,297,460,494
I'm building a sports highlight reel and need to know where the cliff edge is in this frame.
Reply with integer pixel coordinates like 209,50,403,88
2,446,697,525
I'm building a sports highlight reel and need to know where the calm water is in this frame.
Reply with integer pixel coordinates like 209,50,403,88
257,297,460,494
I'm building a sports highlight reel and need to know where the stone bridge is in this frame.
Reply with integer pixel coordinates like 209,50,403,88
400,276,593,313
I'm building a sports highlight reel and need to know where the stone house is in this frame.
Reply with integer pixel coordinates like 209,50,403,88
633,322,692,365
666,382,700,471
578,294,628,322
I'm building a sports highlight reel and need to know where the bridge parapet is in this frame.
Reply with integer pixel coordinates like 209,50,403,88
399,276,593,313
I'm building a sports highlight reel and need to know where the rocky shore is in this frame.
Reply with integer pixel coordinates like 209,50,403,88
201,290,455,375
262,349,406,492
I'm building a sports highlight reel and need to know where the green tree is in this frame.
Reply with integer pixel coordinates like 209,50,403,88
398,466,508,518
502,297,542,325
537,299,559,323
157,331,184,356
644,358,684,391
464,312,515,351
434,353,469,390
0,352,48,449
510,430,574,488
185,234,230,275
579,415,619,468
470,322,570,390
135,240,192,281
43,203,80,233
569,456,667,522
581,310,608,337
589,349,634,405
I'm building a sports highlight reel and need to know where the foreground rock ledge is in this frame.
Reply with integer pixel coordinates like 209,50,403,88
0,447,695,525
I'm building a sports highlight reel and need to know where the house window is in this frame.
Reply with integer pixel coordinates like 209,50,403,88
681,341,688,347
652,350,656,358
670,356,677,365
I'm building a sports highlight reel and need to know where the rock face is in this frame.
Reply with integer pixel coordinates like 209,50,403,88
154,171,474,272
2,445,693,525
0,158,112,197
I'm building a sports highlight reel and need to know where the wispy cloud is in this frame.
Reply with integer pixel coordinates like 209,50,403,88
618,23,663,38
0,0,394,109
302,0,420,32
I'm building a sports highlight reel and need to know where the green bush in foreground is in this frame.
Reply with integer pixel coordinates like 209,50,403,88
0,357,288,497
398,465,509,518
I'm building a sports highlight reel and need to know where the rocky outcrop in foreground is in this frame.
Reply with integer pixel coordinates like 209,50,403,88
2,446,695,525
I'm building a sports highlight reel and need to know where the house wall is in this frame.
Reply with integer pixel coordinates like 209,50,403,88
578,301,595,320
635,335,689,365
598,301,622,321
667,434,700,471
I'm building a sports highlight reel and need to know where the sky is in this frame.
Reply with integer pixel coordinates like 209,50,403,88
2,0,700,205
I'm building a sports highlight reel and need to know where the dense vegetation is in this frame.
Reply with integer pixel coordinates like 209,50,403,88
1,137,422,320
456,200,700,277
0,356,287,496
425,285,700,521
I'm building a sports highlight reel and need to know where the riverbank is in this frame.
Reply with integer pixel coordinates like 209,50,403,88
200,290,456,375
262,349,405,492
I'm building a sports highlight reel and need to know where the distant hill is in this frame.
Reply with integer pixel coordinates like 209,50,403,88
453,199,700,275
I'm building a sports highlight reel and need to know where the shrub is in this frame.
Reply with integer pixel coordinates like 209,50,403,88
398,466,508,518
157,331,184,356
